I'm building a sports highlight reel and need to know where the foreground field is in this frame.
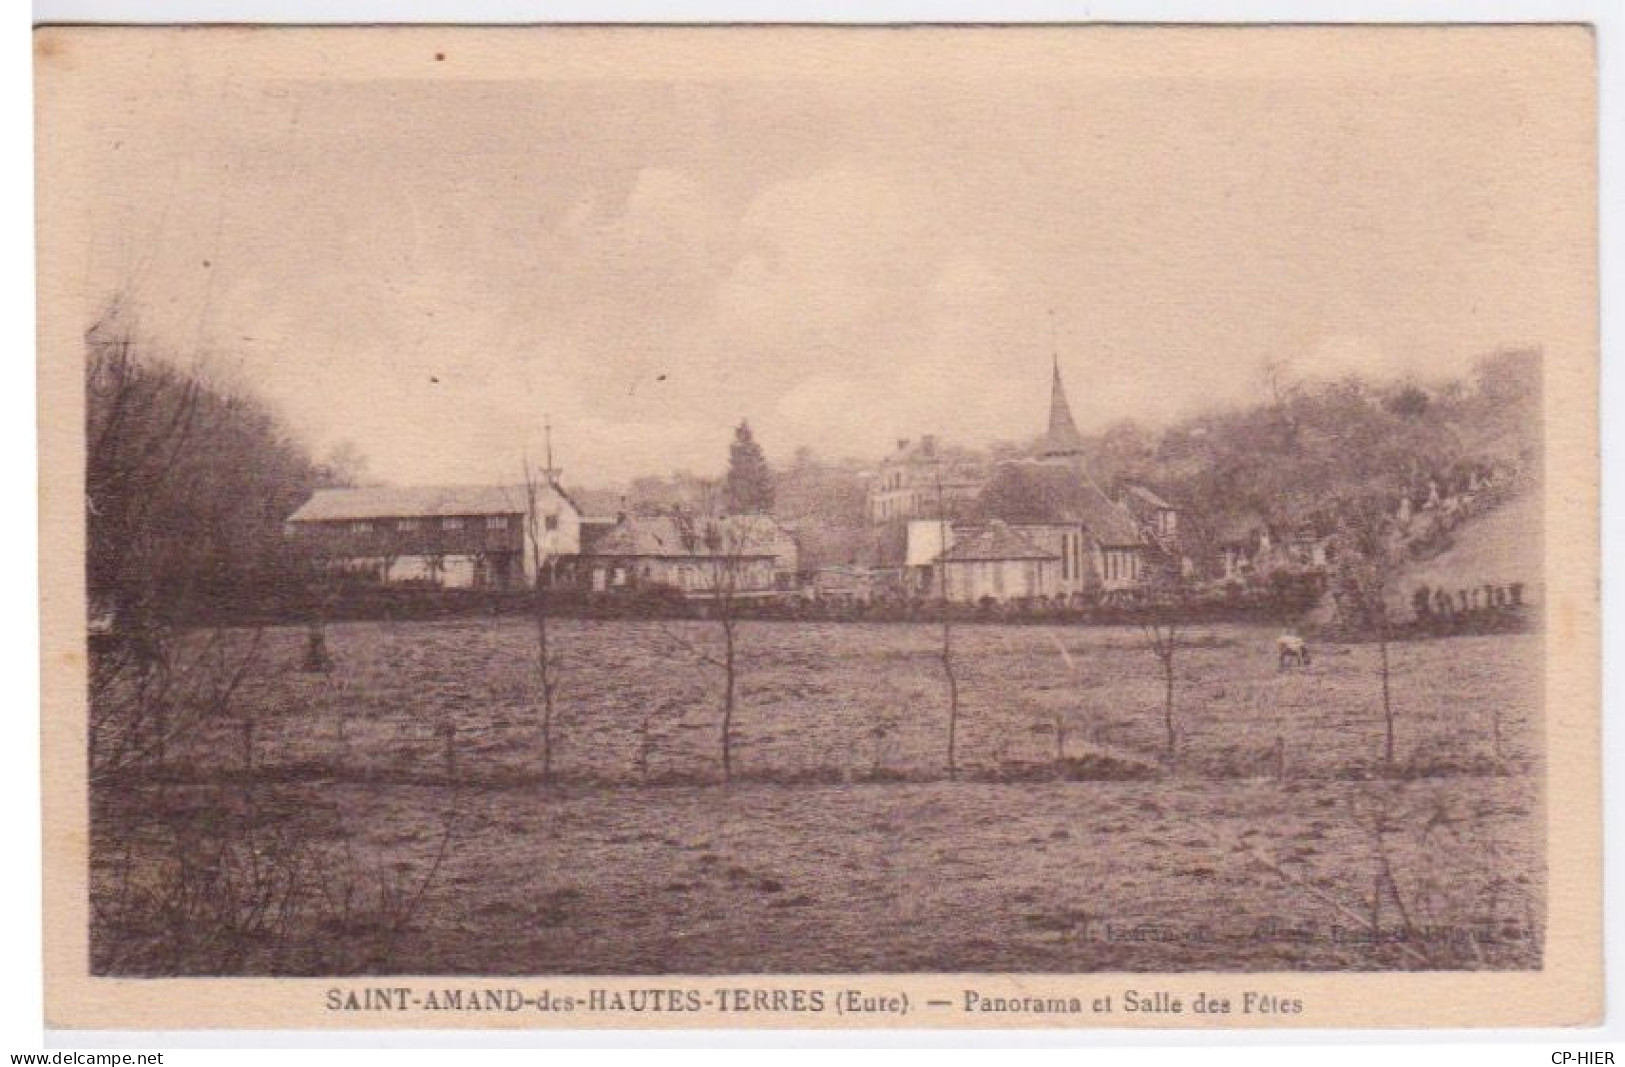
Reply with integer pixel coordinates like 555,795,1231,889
93,619,1544,974
193,617,1541,783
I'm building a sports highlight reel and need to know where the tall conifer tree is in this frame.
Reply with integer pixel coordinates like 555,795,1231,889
723,420,775,514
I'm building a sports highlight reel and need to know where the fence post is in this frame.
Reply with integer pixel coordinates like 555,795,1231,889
441,720,458,782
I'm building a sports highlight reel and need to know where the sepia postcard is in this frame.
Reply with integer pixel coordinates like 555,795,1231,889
35,24,1600,1031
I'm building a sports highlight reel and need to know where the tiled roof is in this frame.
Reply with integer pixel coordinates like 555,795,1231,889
979,462,1143,546
941,521,1054,562
1069,483,1144,546
1124,484,1173,510
290,485,535,522
586,515,785,558
289,480,584,524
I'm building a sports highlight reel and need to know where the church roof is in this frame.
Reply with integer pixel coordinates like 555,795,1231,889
976,462,1144,546
1042,358,1086,457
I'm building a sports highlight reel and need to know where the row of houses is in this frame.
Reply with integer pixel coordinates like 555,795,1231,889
285,482,801,600
284,358,1177,605
285,481,1161,606
283,358,1534,610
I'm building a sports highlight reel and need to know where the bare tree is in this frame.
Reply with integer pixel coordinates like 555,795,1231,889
1136,565,1189,762
86,311,302,781
521,459,564,788
935,474,960,781
703,517,751,785
1330,487,1404,769
651,508,756,785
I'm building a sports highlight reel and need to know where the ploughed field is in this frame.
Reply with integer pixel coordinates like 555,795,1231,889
92,619,1544,975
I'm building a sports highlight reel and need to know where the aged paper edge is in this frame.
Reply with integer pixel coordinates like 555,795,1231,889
33,24,1603,1030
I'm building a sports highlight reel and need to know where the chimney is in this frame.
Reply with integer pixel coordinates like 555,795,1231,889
896,438,910,453
921,434,937,457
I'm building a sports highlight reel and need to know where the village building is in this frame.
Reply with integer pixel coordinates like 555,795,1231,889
285,482,582,590
1211,513,1334,581
1215,514,1270,582
865,435,985,524
890,357,1163,602
907,507,1146,601
563,512,798,600
938,521,1056,603
1120,483,1179,548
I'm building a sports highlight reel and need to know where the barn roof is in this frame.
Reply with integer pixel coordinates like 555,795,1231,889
941,521,1054,562
288,483,577,523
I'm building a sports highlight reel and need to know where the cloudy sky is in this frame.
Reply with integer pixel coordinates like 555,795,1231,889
47,26,1594,487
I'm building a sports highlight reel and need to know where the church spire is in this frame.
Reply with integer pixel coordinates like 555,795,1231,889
1041,324,1086,460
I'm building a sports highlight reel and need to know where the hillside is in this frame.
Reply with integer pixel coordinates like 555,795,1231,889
1388,488,1542,621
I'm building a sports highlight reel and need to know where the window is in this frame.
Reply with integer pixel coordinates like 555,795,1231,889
350,520,372,534
396,518,418,531
443,517,464,530
544,514,559,532
486,515,508,530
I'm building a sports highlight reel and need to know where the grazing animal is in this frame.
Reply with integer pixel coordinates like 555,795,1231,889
1276,633,1311,671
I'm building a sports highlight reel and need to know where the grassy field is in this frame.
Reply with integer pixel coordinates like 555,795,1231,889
92,618,1544,975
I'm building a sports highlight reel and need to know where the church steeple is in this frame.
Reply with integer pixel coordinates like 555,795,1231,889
1041,350,1086,460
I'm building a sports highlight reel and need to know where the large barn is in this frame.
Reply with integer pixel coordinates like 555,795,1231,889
285,483,582,590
